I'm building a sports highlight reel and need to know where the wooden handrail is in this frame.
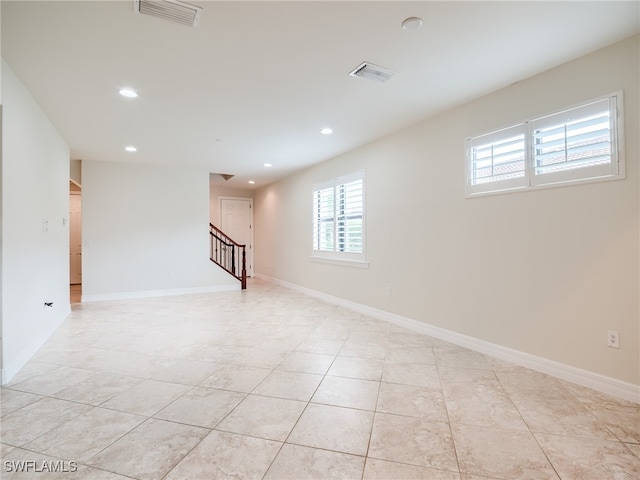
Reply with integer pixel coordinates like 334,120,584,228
209,223,247,289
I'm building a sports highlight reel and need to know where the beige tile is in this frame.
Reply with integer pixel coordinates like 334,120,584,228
434,348,490,369
199,364,271,393
0,389,43,417
512,395,617,440
296,338,345,355
1,448,79,479
459,475,503,480
288,403,374,456
5,362,60,386
452,424,558,479
382,362,440,388
8,367,95,397
154,386,245,428
225,346,289,369
587,404,640,443
254,370,323,401
146,357,223,385
327,356,384,381
265,443,365,479
88,350,156,378
100,379,191,416
279,351,335,374
536,433,640,480
4,279,640,480
87,418,209,480
2,455,130,480
377,382,448,421
386,346,436,364
53,372,143,406
369,413,457,471
1,443,16,457
387,332,434,349
64,464,134,480
494,368,569,400
216,394,306,441
310,326,350,341
626,443,640,458
311,376,380,411
439,367,527,430
165,430,281,480
347,331,389,345
0,398,91,446
561,381,639,407
438,365,496,385
364,458,460,479
24,407,144,462
339,341,387,360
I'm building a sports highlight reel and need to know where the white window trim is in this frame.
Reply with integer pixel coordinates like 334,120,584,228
311,170,366,265
465,91,625,198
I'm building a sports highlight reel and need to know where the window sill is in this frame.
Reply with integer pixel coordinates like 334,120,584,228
310,256,370,269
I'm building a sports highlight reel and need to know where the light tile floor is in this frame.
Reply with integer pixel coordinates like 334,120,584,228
1,278,639,479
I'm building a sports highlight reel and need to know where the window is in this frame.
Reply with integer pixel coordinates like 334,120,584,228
466,92,624,196
313,171,365,262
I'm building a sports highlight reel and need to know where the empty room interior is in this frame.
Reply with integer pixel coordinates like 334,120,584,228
1,1,639,479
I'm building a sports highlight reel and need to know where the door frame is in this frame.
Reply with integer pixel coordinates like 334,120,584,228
219,196,254,277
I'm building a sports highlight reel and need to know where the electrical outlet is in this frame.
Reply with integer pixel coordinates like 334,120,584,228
384,286,392,297
607,330,619,348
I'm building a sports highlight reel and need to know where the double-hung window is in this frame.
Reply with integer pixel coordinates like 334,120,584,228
312,171,365,262
466,92,624,196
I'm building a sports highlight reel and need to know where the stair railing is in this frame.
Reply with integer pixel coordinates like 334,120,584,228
209,223,247,289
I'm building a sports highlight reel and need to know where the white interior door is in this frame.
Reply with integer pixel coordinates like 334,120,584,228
220,197,253,277
69,193,82,284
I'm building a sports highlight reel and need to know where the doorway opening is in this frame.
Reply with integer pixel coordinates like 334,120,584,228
70,179,82,303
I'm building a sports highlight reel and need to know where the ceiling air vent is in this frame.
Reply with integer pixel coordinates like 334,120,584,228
134,0,202,28
349,62,396,83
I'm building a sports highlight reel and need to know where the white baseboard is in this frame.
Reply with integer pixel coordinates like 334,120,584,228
255,273,640,404
82,283,240,302
1,307,70,385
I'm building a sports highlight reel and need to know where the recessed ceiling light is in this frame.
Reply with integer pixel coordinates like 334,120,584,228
119,88,138,98
402,17,423,31
320,128,333,135
125,145,137,152
264,163,272,168
248,180,256,184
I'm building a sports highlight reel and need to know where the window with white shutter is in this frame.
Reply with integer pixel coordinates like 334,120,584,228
467,124,527,195
313,171,365,262
466,92,624,197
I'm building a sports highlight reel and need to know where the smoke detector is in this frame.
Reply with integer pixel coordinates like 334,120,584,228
349,62,396,83
134,0,202,28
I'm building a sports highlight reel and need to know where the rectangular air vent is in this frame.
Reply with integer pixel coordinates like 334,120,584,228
349,62,396,83
135,0,202,28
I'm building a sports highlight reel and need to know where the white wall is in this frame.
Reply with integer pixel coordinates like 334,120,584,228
1,60,71,384
82,161,239,300
254,36,639,388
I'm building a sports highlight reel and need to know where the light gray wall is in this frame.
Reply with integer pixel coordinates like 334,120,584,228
82,160,239,299
254,36,639,385
70,159,81,186
1,61,71,383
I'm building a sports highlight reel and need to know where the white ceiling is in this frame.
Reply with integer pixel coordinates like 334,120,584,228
2,1,638,188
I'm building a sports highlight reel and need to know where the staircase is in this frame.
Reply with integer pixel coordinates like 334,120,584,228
209,223,247,289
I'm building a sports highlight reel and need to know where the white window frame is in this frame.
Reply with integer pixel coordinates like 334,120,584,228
312,170,367,266
465,92,625,197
